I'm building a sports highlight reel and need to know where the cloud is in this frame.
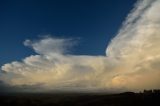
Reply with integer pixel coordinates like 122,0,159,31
106,0,160,90
24,37,75,56
0,37,116,92
1,0,160,92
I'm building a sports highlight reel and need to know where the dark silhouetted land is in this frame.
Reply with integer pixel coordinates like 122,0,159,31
0,90,160,106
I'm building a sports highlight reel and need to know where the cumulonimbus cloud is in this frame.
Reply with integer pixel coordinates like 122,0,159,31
1,0,160,92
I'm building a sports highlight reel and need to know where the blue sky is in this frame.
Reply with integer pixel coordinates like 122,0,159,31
0,0,135,66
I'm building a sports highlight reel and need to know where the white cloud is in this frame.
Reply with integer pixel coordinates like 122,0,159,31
24,37,75,57
1,38,115,91
1,0,160,92
106,0,160,90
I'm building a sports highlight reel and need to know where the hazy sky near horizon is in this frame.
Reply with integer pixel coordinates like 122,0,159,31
1,0,160,92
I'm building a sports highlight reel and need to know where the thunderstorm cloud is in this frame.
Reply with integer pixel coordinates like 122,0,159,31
1,0,160,92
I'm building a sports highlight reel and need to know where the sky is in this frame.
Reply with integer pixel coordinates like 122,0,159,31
0,0,135,66
1,0,160,93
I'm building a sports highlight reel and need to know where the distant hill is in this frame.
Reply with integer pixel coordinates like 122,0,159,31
0,90,160,106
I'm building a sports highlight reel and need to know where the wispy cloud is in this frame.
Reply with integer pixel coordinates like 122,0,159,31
1,0,160,92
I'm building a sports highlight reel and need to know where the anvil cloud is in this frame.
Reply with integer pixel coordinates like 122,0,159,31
1,0,160,92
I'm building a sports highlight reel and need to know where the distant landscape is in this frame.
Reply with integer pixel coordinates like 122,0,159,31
0,90,160,106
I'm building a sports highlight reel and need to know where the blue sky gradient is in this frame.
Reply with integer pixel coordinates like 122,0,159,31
0,0,136,66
